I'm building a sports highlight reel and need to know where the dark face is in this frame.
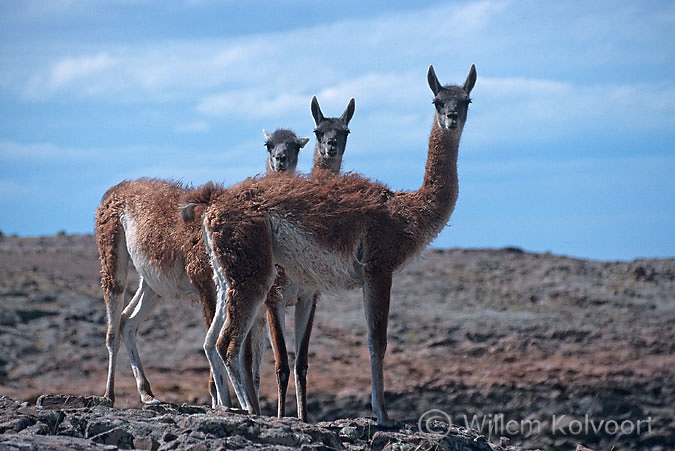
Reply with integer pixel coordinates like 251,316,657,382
432,86,471,131
267,141,301,172
314,119,350,158
427,64,476,132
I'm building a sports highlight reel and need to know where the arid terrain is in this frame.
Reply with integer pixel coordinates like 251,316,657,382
1,233,673,450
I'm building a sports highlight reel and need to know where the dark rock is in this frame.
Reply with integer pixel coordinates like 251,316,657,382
0,396,534,450
90,426,135,448
37,394,112,409
133,436,160,451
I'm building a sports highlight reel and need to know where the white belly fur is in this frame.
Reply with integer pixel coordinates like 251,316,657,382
121,213,198,300
270,216,363,294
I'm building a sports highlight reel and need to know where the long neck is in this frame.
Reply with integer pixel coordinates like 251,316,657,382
389,118,462,261
419,119,461,220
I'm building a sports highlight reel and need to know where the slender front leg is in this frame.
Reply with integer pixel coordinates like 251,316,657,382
363,269,395,426
266,292,290,418
294,291,318,422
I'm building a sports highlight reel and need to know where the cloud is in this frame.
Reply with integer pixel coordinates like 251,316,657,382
6,0,673,111
9,1,504,103
466,76,675,150
196,89,308,120
174,120,210,133
50,53,119,88
7,1,673,165
193,70,429,125
1,140,76,161
18,39,264,102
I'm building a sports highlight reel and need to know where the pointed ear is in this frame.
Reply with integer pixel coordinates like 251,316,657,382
297,137,310,148
427,65,442,95
463,64,477,95
341,98,356,125
311,96,324,126
262,129,272,141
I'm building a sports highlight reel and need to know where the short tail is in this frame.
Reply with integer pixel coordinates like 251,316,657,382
180,181,223,222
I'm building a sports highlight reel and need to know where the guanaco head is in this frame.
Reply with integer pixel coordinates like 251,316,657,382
428,64,476,131
263,128,310,174
311,96,355,162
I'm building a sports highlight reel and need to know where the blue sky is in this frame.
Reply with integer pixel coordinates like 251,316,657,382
1,1,674,261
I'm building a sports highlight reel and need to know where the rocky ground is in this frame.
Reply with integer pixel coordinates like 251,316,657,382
1,233,673,450
0,394,519,450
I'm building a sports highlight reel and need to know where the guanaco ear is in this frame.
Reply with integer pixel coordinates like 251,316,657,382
297,137,310,148
463,64,477,95
341,98,356,125
427,65,442,96
262,129,272,141
311,96,324,126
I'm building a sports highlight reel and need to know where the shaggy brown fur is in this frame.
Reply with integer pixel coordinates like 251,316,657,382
95,178,214,405
95,129,307,407
183,64,476,425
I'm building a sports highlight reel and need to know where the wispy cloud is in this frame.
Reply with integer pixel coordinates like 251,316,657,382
174,120,210,134
1,140,89,161
196,89,307,120
50,52,119,89
11,0,672,140
467,76,675,150
10,2,501,102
